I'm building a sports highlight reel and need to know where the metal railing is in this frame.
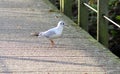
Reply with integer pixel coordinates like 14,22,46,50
83,3,120,28
60,0,120,47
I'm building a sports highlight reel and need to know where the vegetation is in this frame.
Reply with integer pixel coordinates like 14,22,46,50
49,0,120,58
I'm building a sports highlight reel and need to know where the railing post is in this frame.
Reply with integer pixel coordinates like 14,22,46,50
78,0,89,31
60,0,72,18
97,0,108,47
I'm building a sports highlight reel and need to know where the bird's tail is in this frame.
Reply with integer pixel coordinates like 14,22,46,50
38,32,43,37
30,32,39,36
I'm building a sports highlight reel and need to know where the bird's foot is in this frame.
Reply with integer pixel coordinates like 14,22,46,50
50,40,56,48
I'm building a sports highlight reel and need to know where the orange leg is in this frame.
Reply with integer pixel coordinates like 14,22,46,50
50,39,55,47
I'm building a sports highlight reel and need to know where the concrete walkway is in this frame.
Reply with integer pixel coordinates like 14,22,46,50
0,0,120,74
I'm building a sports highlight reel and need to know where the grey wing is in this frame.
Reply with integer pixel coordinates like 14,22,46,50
43,30,56,38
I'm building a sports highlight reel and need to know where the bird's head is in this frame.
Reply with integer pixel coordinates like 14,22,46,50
57,21,65,27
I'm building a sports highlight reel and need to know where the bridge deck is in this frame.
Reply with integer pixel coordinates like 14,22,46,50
0,0,120,74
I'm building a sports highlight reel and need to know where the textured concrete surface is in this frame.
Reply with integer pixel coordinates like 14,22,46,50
0,0,120,74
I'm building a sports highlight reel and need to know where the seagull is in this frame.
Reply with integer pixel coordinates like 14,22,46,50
31,21,65,47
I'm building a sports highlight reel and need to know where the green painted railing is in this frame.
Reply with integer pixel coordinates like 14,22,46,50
60,0,72,18
60,0,120,47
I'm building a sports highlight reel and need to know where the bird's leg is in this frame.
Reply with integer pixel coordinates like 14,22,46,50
50,39,55,47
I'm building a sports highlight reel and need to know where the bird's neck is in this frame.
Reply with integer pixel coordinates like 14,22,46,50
57,24,60,27
56,25,63,31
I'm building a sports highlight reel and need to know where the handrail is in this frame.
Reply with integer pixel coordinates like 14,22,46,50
83,3,98,13
83,3,120,29
103,16,120,28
